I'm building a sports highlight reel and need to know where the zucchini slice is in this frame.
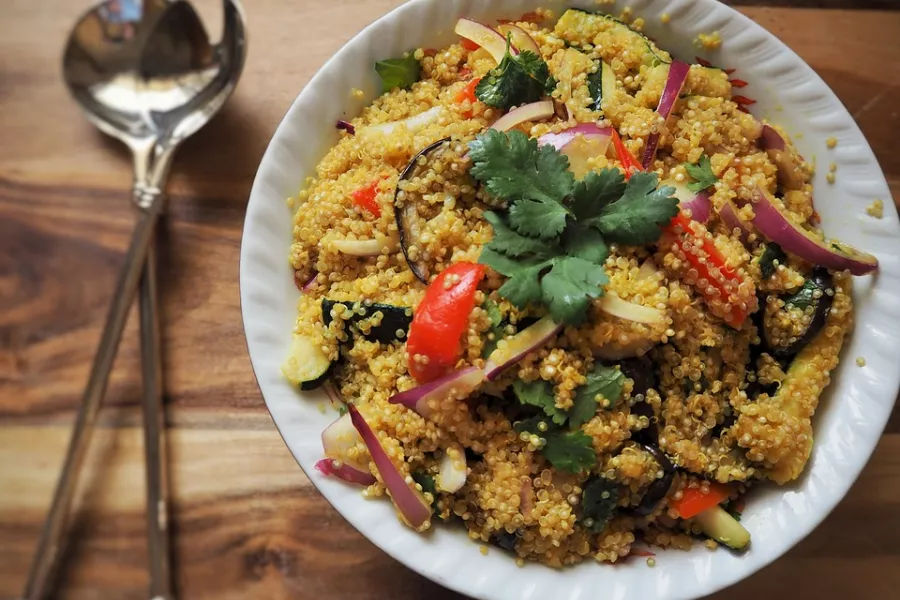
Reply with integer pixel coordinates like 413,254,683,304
322,299,413,344
282,334,333,390
587,59,616,112
556,9,671,67
694,505,751,550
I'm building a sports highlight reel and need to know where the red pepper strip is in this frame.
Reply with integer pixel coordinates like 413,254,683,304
664,214,756,328
724,68,737,75
406,262,486,383
730,78,749,88
695,56,712,67
670,482,733,519
736,106,749,114
609,129,643,180
351,178,384,217
461,38,480,51
732,95,757,106
632,550,656,558
454,77,481,118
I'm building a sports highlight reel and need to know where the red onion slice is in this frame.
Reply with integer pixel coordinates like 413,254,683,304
348,405,432,530
751,187,878,276
496,23,541,54
718,200,752,243
455,18,519,63
484,315,562,380
437,443,468,493
315,458,377,486
758,124,803,190
322,412,369,472
538,124,613,179
642,60,690,170
665,180,711,223
388,366,485,417
490,100,555,132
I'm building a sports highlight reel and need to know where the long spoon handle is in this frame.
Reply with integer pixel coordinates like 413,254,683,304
23,183,167,600
140,237,173,600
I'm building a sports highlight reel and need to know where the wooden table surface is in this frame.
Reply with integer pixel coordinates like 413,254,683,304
1,1,899,598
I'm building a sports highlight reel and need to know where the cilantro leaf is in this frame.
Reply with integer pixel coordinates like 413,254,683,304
562,223,608,265
475,38,557,110
571,168,626,220
684,154,718,192
484,211,558,257
513,380,568,426
498,262,549,308
469,129,575,207
513,415,550,435
588,172,679,245
540,257,608,324
374,54,420,93
543,430,596,473
581,477,619,532
509,199,570,239
784,277,823,310
759,243,786,280
412,471,437,497
479,247,547,276
569,364,625,427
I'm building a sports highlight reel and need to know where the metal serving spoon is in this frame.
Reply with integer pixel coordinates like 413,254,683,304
24,2,246,599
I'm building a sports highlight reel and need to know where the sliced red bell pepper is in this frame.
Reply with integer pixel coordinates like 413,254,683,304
729,78,749,88
670,482,733,519
664,214,757,328
454,77,481,118
461,38,480,51
610,129,643,180
732,95,757,106
351,178,383,217
406,262,486,383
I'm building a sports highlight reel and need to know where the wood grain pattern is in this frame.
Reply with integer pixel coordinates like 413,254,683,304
1,1,898,599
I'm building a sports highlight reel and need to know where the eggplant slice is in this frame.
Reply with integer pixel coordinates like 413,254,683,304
761,268,834,357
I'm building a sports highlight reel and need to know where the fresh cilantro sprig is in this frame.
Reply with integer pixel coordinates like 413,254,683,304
475,35,557,110
470,129,679,325
569,364,625,427
684,154,718,192
581,477,619,532
375,54,420,93
513,380,568,426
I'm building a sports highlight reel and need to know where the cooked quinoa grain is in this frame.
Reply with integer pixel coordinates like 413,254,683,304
285,7,873,569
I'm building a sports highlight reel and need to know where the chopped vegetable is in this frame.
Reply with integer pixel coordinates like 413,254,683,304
336,119,355,134
315,458,376,486
541,430,596,473
513,379,568,425
586,60,616,112
475,37,556,110
666,181,712,223
455,18,518,63
364,106,444,137
569,363,625,427
349,405,432,530
480,298,506,357
670,481,732,519
758,243,786,280
321,412,367,471
375,53,420,93
331,233,398,257
609,128,642,178
496,23,541,53
632,444,674,516
758,125,803,190
484,315,562,379
322,299,412,344
437,443,468,493
490,100,555,132
406,262,486,382
663,214,758,328
281,334,333,390
537,123,612,179
684,154,718,192
581,477,619,531
718,200,752,243
454,77,481,117
761,268,834,357
350,178,383,217
642,60,690,169
751,187,878,276
388,366,485,417
694,505,751,550
597,294,666,325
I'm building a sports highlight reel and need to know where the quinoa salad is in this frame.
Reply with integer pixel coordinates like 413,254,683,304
282,8,879,567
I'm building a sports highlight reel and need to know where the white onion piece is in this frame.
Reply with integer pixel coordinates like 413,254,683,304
642,60,690,169
365,106,445,137
759,124,803,190
484,315,562,380
593,338,655,360
455,18,518,63
751,187,878,276
598,294,666,325
331,233,398,257
496,23,540,54
315,458,376,486
718,200,752,243
636,259,659,282
664,180,711,223
437,443,468,493
388,366,485,417
322,412,368,472
490,100,555,132
538,124,613,179
348,405,432,530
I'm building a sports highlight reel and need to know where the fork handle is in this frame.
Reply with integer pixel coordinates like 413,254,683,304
23,183,167,600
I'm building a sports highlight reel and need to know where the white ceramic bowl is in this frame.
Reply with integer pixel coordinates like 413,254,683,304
240,1,900,598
